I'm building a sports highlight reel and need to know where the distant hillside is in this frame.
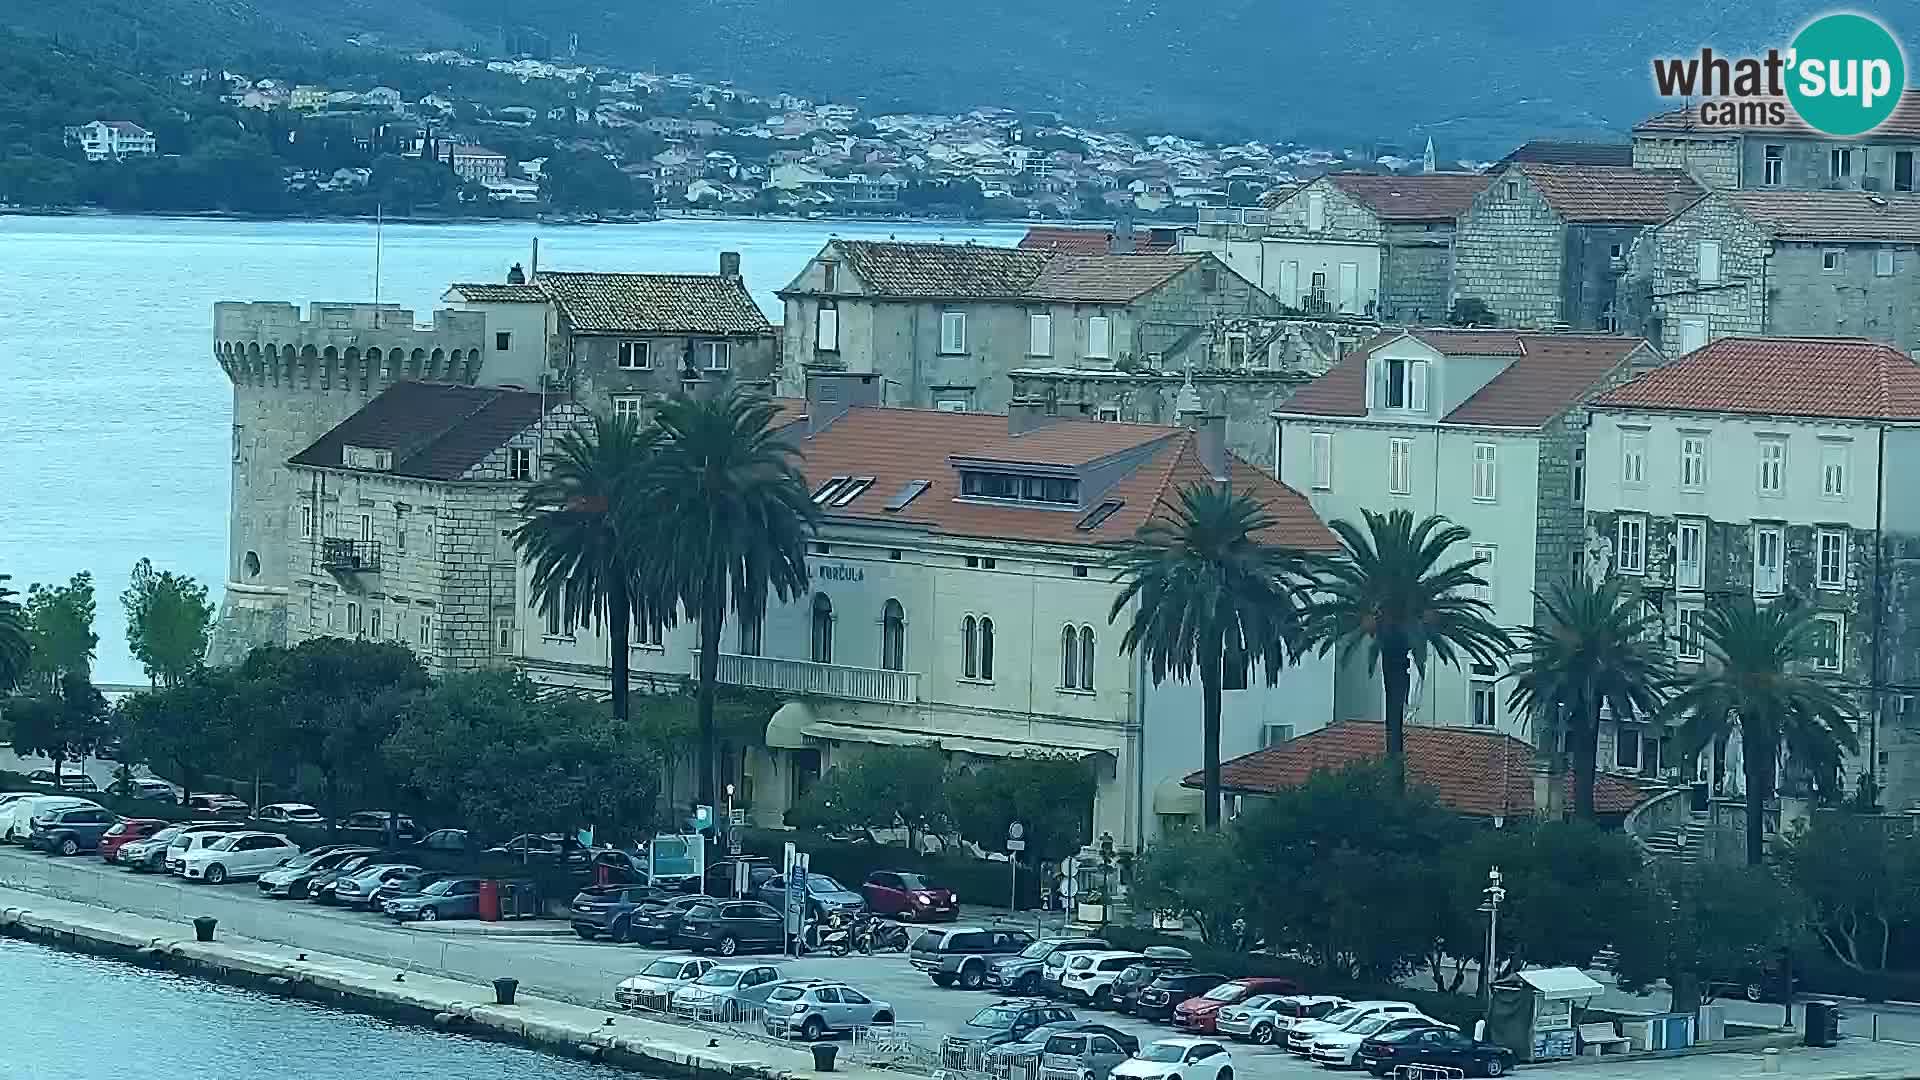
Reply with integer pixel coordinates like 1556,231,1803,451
1,0,1845,150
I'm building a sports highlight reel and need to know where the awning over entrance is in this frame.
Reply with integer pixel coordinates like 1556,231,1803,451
1153,775,1204,816
764,700,815,750
759,710,1116,758
939,735,1114,759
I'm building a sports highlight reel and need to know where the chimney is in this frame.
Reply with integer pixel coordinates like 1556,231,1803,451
506,262,526,285
1008,395,1059,436
1110,204,1136,254
720,250,742,279
1175,368,1228,480
805,368,881,435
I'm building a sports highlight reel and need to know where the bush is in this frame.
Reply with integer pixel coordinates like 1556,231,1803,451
1793,947,1920,1003
735,828,1043,908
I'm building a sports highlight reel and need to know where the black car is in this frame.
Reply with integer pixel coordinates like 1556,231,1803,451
705,856,778,898
674,899,786,957
585,848,652,886
1106,949,1193,1013
337,810,421,844
570,883,671,941
1130,972,1227,1022
631,895,710,944
1356,1027,1512,1078
1708,962,1798,1003
371,869,449,908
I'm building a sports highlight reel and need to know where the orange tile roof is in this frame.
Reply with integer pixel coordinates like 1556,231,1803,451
794,408,1336,551
1726,190,1920,243
1281,331,1649,428
1636,98,1920,139
1193,720,1644,818
536,271,772,335
832,240,1056,299
1325,173,1493,221
1018,226,1180,254
1516,164,1702,224
1591,336,1920,421
1025,254,1205,303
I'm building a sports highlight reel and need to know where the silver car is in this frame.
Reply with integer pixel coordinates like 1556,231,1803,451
614,955,716,1011
761,980,896,1040
331,863,425,910
671,963,785,1022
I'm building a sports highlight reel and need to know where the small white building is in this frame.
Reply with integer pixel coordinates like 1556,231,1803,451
440,144,510,184
64,120,157,161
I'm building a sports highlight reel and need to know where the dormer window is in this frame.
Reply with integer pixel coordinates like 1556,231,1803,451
1382,357,1429,412
959,470,1078,506
342,445,393,471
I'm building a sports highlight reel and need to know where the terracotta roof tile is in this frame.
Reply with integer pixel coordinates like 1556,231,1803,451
1024,254,1205,303
536,271,772,335
288,382,556,481
1636,98,1920,139
447,283,548,303
1193,720,1643,817
1325,173,1493,221
1498,140,1633,167
1592,336,1920,420
1018,226,1179,254
1517,164,1701,223
1726,189,1920,242
832,240,1056,299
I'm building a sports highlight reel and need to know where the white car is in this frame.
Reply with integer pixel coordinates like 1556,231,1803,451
1217,994,1347,1044
1309,1012,1448,1067
1,795,100,844
1057,950,1145,1006
1111,1038,1232,1080
179,831,299,884
614,955,716,1011
1286,1001,1421,1055
254,803,325,825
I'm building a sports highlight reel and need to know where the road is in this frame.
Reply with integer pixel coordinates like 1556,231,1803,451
0,843,1913,1080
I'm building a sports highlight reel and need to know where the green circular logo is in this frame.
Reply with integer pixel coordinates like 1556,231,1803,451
1787,13,1906,136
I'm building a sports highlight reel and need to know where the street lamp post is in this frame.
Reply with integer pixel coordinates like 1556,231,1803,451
1481,866,1507,1014
1097,832,1115,933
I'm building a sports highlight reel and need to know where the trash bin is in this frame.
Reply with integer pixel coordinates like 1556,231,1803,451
478,879,500,922
494,977,519,1006
811,1043,838,1072
1803,1001,1839,1047
192,917,217,942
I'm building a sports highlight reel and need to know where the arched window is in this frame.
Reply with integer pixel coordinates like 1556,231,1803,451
979,617,995,681
962,615,978,679
1079,626,1096,691
1061,625,1079,689
881,599,906,671
810,593,834,663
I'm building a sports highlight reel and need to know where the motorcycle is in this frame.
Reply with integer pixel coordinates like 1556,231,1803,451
803,912,856,957
856,915,911,955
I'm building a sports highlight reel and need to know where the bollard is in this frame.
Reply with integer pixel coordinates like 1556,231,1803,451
811,1043,839,1072
493,977,518,1005
192,916,217,942
1760,1048,1780,1073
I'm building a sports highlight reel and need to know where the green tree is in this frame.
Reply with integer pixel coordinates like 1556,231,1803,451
1781,814,1920,972
121,557,215,688
1615,861,1804,1012
1662,595,1859,865
785,745,951,850
512,413,657,722
7,671,109,781
23,572,98,694
1507,577,1674,820
634,390,816,811
0,574,27,695
947,753,1097,865
242,637,429,815
113,669,239,804
1131,828,1250,946
541,148,649,212
1106,485,1315,828
1304,510,1511,790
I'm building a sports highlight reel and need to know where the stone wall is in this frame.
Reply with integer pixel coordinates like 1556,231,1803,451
1265,177,1385,242
1452,170,1568,327
1632,135,1741,189
1627,193,1769,354
1131,259,1284,359
568,331,778,414
1007,369,1312,470
1735,136,1920,193
1563,225,1644,331
1380,225,1455,324
1769,242,1920,355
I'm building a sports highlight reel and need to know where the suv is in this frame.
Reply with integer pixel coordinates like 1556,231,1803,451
28,804,118,855
570,884,671,941
761,980,896,1040
1106,947,1195,1013
1131,972,1228,1023
989,936,1110,995
1058,951,1148,1007
911,926,1038,989
26,770,99,792
1173,977,1301,1033
943,1000,1078,1068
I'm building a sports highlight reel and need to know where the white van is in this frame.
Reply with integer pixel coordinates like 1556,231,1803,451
1,795,101,844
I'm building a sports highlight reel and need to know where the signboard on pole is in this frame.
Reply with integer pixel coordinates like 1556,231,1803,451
786,855,809,939
649,832,706,891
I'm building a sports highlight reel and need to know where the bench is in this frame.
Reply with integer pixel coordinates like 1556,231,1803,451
1578,1022,1630,1056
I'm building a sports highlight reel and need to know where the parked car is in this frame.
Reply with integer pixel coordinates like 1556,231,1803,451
370,869,449,909
704,856,777,898
1172,977,1300,1034
26,770,98,792
254,803,325,826
309,853,388,903
125,823,227,872
337,810,421,844
488,833,588,866
1105,948,1194,1013
110,777,178,803
180,831,299,884
762,979,896,1040
1216,994,1347,1045
949,1000,1079,1051
1059,951,1149,1007
2,795,99,844
676,899,786,956
1110,1038,1232,1080
1037,1028,1137,1080
614,955,716,1011
383,876,485,921
1356,1026,1511,1077
1131,973,1227,1023
571,884,672,941
258,846,378,899
670,963,785,1021
166,828,244,874
27,804,120,855
184,793,250,818
989,937,1110,995
911,926,1039,989
1286,1002,1423,1056
1310,1013,1448,1068
757,873,866,920
331,864,426,910
414,828,472,854
862,870,959,921
630,895,709,945
98,818,170,863
1708,955,1798,1003
986,1019,1139,1079
581,848,651,886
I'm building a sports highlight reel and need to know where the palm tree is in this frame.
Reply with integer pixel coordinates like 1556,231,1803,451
634,389,816,811
1507,577,1674,820
1304,509,1512,791
0,574,27,695
1107,485,1317,829
511,413,658,722
1663,594,1859,865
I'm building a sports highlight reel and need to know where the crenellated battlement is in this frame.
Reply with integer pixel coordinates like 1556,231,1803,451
214,302,489,390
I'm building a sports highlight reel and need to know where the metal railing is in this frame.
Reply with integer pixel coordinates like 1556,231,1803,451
319,538,381,573
1393,1067,1464,1080
1625,784,1693,862
851,1022,938,1069
705,652,920,705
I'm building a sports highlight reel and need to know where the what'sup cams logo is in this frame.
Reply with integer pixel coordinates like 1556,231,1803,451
1652,12,1906,135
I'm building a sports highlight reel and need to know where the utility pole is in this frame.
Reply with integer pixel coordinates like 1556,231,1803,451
1481,866,1507,1014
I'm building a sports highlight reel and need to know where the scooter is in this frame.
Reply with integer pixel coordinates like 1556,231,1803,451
801,912,856,957
856,915,911,955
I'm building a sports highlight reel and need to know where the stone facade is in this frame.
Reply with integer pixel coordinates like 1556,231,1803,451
566,330,778,414
1631,135,1741,189
1623,193,1770,355
1379,224,1457,324
1634,128,1920,194
1769,242,1920,355
1007,369,1312,471
1451,171,1569,327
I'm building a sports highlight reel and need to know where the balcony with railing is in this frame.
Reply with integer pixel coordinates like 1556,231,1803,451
319,538,381,573
701,652,919,705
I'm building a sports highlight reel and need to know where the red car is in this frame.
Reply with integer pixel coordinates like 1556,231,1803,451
861,870,959,921
98,818,171,863
1172,977,1301,1033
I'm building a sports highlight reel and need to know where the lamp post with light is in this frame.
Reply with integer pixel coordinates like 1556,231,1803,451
1097,832,1115,932
1480,866,1507,1013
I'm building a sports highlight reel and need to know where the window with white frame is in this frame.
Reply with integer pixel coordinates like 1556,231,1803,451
1407,360,1428,410
1472,443,1497,501
1676,518,1705,590
1307,189,1326,232
1677,603,1705,661
1309,432,1333,491
1877,248,1897,276
509,446,533,481
369,608,381,639
1758,436,1786,495
940,310,967,354
545,604,564,638
1754,524,1784,595
1818,529,1846,589
1471,679,1498,727
418,613,432,648
699,341,731,371
1680,433,1707,491
1763,144,1784,185
1697,239,1722,284
1621,431,1647,486
1572,447,1585,502
1388,437,1412,496
1027,312,1053,356
1086,315,1112,359
816,302,839,351
1617,515,1647,574
618,340,651,369
1470,545,1496,603
1820,440,1848,498
1823,249,1844,272
1811,613,1844,671
632,613,664,649
299,504,314,539
613,396,644,422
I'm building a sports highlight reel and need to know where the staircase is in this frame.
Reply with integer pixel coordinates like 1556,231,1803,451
1640,810,1709,864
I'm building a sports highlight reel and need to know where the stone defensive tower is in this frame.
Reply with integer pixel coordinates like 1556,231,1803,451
209,301,489,666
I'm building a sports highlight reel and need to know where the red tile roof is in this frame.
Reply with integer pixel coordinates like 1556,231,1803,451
1516,164,1702,224
1636,98,1920,139
536,271,772,335
794,408,1336,551
1193,720,1644,818
1280,331,1649,427
289,382,560,481
831,240,1057,299
1025,254,1205,303
1725,190,1920,243
447,282,548,303
1591,336,1920,421
1325,173,1493,221
1498,141,1634,167
1018,226,1179,254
